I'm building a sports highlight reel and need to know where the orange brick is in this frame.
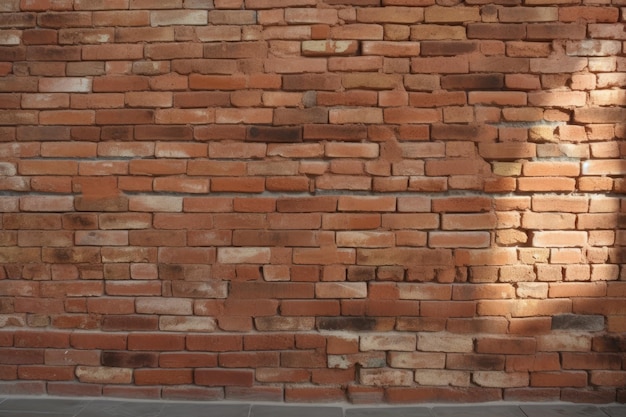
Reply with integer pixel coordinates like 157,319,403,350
362,41,420,57
330,24,383,40
477,336,536,354
559,7,619,23
469,91,527,106
424,6,480,23
518,177,576,192
532,231,587,248
265,57,327,73
411,56,469,74
154,178,210,194
384,107,441,124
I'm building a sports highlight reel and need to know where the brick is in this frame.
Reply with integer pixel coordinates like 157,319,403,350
384,108,440,124
329,23,383,40
441,74,503,91
316,282,367,299
429,231,490,248
418,333,473,352
223,386,282,402
273,6,332,24
0,76,38,93
388,352,445,370
468,23,525,39
265,57,326,74
560,7,619,23
94,74,150,92
582,159,626,176
194,369,254,386
528,91,586,107
217,247,271,264
151,10,207,26
499,7,557,22
359,368,413,387
505,353,560,373
387,386,503,403
527,23,587,40
411,56,469,74
38,12,91,28
530,56,587,74
441,212,497,230
256,317,315,332
301,40,359,57
532,231,587,248
589,24,624,39
481,298,572,318
431,123,498,142
39,77,92,93
229,281,313,300
75,366,132,384
96,109,154,125
504,388,561,402
135,369,193,386
469,91,527,106
474,371,529,388
567,40,621,57
361,334,416,352
477,336,536,355
414,370,470,387
274,108,328,125
531,371,588,388
424,6,480,23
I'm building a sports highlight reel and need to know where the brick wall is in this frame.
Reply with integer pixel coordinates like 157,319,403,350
0,0,625,404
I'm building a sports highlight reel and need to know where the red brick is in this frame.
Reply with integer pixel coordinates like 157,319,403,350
195,369,253,387
126,333,184,352
0,94,20,111
531,371,588,387
284,386,346,403
21,93,69,109
18,366,74,381
0,77,38,93
503,388,560,402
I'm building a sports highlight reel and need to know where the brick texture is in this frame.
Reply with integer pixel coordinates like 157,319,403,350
0,0,624,405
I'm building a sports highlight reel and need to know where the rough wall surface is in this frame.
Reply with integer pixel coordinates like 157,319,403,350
0,0,625,405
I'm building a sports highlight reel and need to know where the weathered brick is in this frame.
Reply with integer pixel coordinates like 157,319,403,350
415,370,470,387
474,371,529,388
361,334,416,352
418,333,473,353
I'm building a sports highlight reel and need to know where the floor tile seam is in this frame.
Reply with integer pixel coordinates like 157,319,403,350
0,397,622,416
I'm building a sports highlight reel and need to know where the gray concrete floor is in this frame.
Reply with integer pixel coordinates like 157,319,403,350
0,398,625,417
